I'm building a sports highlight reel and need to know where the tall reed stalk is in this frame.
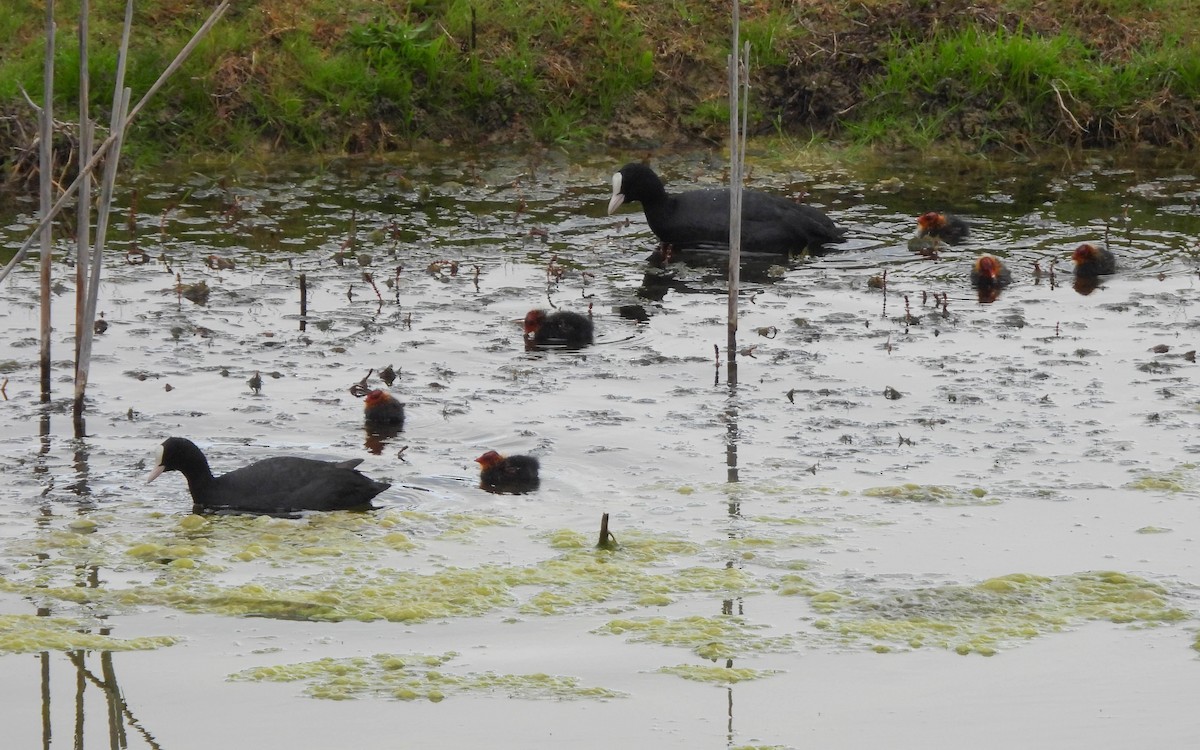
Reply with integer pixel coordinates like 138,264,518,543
75,0,92,375
39,0,55,403
727,3,749,387
0,1,229,435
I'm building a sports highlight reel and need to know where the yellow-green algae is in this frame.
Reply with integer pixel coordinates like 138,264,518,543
749,515,827,526
863,483,1000,505
658,664,780,684
799,571,1188,656
597,615,796,660
9,508,1192,663
645,478,841,500
2,529,754,624
718,533,827,550
229,652,625,701
0,614,178,653
4,509,441,578
1126,473,1188,492
774,573,820,597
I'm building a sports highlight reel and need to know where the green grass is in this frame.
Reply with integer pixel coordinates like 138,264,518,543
740,7,801,68
1,0,1199,160
856,22,1200,147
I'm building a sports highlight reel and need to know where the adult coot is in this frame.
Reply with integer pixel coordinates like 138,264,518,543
475,450,540,494
606,163,846,254
147,437,389,514
916,212,970,244
364,389,405,425
524,309,594,347
969,255,1012,288
1072,243,1117,277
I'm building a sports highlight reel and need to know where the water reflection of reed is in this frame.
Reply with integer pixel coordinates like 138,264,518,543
56,649,163,749
33,572,162,749
27,425,162,750
722,356,742,741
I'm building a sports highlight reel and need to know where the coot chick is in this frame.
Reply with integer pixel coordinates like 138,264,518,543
475,450,540,494
916,212,970,244
1071,243,1116,277
524,309,594,347
969,255,1012,288
147,437,389,514
607,163,846,255
364,389,405,425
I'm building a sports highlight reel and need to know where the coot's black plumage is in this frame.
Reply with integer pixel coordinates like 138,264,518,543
147,437,389,514
916,212,970,244
364,388,405,425
969,255,1012,288
524,309,594,347
475,450,540,494
1072,243,1117,277
607,163,846,254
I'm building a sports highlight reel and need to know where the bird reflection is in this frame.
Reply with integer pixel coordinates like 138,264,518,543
364,423,402,455
636,244,790,302
1073,275,1104,296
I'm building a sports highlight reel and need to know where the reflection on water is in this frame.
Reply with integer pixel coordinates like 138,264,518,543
3,147,1200,748
364,423,403,455
1072,275,1105,296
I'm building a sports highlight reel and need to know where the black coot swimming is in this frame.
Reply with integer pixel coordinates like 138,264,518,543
524,309,593,347
475,450,540,494
147,437,389,514
606,163,846,254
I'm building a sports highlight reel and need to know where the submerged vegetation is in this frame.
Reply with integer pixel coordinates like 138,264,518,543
230,652,627,701
3,506,1190,666
0,0,1198,171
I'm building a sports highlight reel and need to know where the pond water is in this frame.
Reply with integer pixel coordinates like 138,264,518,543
2,145,1200,748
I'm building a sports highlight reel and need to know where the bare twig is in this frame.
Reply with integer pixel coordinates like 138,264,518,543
1050,78,1084,133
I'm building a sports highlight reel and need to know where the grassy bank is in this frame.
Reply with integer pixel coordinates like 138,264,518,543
0,0,1197,170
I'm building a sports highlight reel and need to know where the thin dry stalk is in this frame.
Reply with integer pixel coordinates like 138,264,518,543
39,1,55,402
74,0,135,433
75,0,92,370
726,3,748,388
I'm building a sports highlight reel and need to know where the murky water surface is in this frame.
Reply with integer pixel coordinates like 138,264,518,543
2,147,1200,748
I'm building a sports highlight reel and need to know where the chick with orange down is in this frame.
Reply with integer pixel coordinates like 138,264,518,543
363,389,404,425
475,450,540,494
1071,243,1116,277
969,254,1012,289
916,211,970,244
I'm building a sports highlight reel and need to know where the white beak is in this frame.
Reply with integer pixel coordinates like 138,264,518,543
607,172,624,215
147,443,165,483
